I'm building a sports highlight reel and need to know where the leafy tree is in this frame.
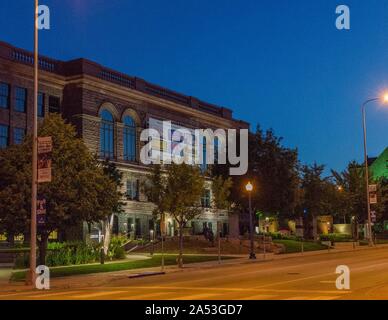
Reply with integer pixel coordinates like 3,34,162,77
147,163,204,267
331,161,366,224
0,115,121,264
226,126,300,231
211,176,233,211
0,143,31,245
299,163,333,238
101,159,124,255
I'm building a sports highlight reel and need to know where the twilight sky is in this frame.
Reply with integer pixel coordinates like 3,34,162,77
1,0,388,173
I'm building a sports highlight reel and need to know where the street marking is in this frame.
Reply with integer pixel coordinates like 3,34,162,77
128,285,351,295
284,296,339,300
312,296,340,300
22,290,84,299
71,290,127,299
239,294,276,300
174,293,220,300
118,292,172,300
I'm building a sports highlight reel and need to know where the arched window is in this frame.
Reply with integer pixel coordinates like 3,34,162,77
123,115,136,162
214,137,219,163
100,109,114,159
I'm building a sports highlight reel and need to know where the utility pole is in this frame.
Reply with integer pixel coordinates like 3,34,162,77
27,0,39,286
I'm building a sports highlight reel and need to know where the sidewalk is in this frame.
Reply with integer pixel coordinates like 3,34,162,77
1,244,387,293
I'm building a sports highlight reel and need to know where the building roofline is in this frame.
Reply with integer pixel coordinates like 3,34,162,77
0,40,249,127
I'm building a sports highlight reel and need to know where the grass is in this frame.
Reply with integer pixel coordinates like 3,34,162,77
273,239,328,254
10,255,235,282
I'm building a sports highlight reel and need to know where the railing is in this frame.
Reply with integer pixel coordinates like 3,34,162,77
12,49,58,72
99,69,135,89
2,42,232,119
145,83,190,105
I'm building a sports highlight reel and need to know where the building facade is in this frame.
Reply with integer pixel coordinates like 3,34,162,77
0,41,249,240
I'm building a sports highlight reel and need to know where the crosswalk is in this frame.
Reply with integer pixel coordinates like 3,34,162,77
0,288,348,300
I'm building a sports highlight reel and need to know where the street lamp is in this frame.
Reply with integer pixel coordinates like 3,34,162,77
361,93,388,246
245,182,256,259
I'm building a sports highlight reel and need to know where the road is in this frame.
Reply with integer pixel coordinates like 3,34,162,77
2,247,388,300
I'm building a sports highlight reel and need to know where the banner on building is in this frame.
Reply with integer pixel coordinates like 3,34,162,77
37,137,52,183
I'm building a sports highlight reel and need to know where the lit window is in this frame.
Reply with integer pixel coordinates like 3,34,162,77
100,109,114,159
126,179,139,201
0,83,10,109
15,87,27,113
123,116,136,162
201,189,211,208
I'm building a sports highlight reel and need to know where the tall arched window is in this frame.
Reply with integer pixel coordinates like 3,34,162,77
100,109,114,159
123,116,136,161
201,136,207,172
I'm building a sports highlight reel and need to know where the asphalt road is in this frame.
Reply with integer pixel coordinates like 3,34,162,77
2,247,388,300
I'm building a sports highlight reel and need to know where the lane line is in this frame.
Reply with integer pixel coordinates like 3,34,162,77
71,290,127,299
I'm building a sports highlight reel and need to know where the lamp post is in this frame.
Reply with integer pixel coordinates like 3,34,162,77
245,182,256,259
361,94,388,246
26,0,39,286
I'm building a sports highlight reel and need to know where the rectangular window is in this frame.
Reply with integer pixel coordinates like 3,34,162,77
201,189,211,208
0,125,9,149
48,96,60,114
38,92,45,117
13,128,25,145
15,87,27,113
0,83,10,109
126,179,139,201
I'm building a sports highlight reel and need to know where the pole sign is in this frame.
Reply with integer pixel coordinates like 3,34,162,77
37,137,52,183
37,196,46,225
371,211,377,223
369,184,378,204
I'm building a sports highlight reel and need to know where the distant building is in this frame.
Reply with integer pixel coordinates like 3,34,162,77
370,148,388,180
0,41,249,241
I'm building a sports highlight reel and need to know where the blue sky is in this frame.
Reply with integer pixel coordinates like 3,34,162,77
1,0,388,173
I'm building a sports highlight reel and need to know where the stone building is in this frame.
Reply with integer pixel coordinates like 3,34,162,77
0,41,249,240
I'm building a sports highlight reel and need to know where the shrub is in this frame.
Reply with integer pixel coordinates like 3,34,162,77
108,236,128,261
319,233,353,242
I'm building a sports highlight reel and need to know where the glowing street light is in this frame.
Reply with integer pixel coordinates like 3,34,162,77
361,92,388,246
245,182,256,260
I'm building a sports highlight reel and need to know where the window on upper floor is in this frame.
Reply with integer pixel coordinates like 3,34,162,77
0,125,9,149
100,109,114,159
0,83,10,109
126,179,139,201
201,189,211,208
15,87,27,113
38,92,45,117
48,96,60,114
123,116,136,162
13,127,25,145
201,137,208,173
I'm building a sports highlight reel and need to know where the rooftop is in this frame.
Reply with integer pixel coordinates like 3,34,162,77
0,41,248,125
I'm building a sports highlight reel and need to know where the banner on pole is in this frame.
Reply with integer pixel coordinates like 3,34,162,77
37,195,46,225
37,137,52,183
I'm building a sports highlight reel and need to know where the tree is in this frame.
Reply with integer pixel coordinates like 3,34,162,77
101,159,124,256
0,143,31,245
0,115,121,264
299,163,333,238
147,163,205,267
331,161,368,223
226,126,300,231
